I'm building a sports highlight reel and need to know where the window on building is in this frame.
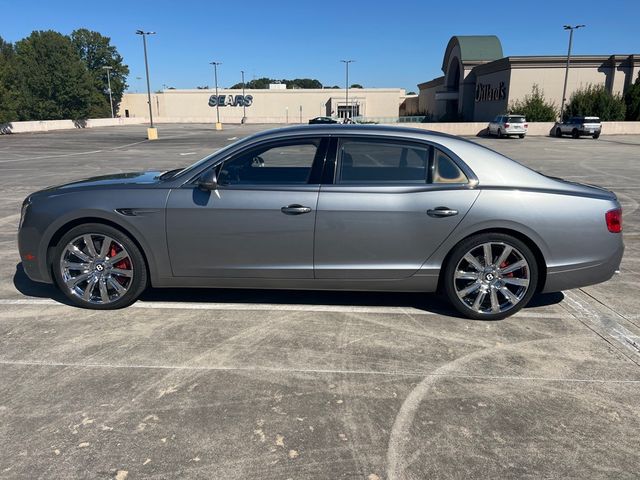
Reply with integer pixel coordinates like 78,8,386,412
337,105,360,119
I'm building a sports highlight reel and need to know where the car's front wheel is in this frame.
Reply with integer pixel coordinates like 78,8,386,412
443,233,538,320
52,223,148,309
555,127,562,137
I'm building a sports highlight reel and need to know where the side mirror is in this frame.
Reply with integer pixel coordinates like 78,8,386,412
197,169,218,191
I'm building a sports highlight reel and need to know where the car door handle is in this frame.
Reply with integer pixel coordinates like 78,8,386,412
427,207,459,218
281,204,312,215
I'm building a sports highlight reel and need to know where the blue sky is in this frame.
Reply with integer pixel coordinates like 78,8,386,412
2,0,639,92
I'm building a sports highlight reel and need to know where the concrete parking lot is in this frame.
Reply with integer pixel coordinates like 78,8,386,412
1,124,639,479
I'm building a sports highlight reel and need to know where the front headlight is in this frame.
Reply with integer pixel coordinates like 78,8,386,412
19,198,31,229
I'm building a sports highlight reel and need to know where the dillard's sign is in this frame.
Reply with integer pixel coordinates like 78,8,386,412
208,94,253,107
475,81,506,103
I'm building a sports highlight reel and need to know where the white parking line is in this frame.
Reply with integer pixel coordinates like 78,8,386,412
0,297,565,317
0,298,433,315
0,358,637,383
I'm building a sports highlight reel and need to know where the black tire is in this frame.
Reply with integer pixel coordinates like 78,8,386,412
52,223,148,309
555,127,562,138
497,129,504,138
443,233,539,320
518,134,525,139
571,129,580,139
593,132,600,139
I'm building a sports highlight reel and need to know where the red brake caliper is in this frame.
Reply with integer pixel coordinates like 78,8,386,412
499,261,514,277
110,244,131,285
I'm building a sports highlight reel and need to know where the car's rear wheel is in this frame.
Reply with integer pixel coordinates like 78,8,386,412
572,129,580,139
593,132,600,139
497,129,504,138
555,127,562,137
518,134,525,139
52,223,148,309
443,233,538,320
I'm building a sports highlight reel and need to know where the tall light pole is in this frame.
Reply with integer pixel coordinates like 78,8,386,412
210,61,222,130
241,70,246,124
341,60,354,120
135,30,157,138
560,24,585,121
102,66,114,118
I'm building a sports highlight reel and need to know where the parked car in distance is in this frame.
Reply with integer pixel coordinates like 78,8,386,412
554,116,601,139
18,125,623,320
487,115,528,138
309,116,338,125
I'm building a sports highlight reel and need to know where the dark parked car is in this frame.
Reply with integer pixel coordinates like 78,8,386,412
554,116,601,139
309,116,338,124
18,125,623,319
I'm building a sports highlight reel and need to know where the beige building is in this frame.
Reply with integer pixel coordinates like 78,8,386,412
414,35,640,121
120,87,406,124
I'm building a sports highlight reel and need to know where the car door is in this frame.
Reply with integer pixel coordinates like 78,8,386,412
166,137,328,278
314,137,480,279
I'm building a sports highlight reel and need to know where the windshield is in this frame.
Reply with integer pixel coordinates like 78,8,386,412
167,139,242,180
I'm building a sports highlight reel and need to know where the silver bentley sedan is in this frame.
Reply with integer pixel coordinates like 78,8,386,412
18,125,623,319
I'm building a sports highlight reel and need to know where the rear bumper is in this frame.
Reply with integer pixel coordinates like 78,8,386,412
542,242,624,293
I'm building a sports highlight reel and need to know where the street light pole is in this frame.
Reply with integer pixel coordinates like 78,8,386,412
210,61,222,130
341,60,354,120
560,24,585,121
135,30,157,138
241,70,246,123
102,66,114,118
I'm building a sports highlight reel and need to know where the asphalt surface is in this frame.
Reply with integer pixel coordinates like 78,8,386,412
0,124,639,479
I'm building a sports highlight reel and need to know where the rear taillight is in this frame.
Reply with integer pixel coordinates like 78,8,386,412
605,208,622,233
504,123,510,128
524,123,528,128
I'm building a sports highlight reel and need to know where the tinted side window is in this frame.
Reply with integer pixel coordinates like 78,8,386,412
218,140,319,185
338,140,429,184
432,149,468,184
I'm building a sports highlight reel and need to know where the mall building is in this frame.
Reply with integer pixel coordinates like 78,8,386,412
120,35,639,124
405,35,640,121
119,87,406,124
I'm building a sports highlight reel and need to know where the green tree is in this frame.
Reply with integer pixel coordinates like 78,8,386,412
0,36,18,123
565,84,625,121
13,30,94,120
624,73,640,121
229,77,323,89
508,84,557,121
350,83,363,88
286,78,322,89
71,28,129,117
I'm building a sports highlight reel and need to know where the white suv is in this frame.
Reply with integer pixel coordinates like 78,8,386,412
488,115,528,139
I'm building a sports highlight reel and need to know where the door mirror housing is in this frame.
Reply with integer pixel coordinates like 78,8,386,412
197,169,218,191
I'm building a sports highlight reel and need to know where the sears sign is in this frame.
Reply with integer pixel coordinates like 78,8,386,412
208,94,253,107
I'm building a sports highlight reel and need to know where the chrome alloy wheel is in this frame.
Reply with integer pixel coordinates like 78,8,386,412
453,242,530,315
59,233,134,305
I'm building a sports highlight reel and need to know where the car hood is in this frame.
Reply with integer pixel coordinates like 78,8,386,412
36,171,164,195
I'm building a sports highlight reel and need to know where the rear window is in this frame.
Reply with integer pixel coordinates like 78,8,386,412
506,116,525,123
338,140,429,184
584,117,601,123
